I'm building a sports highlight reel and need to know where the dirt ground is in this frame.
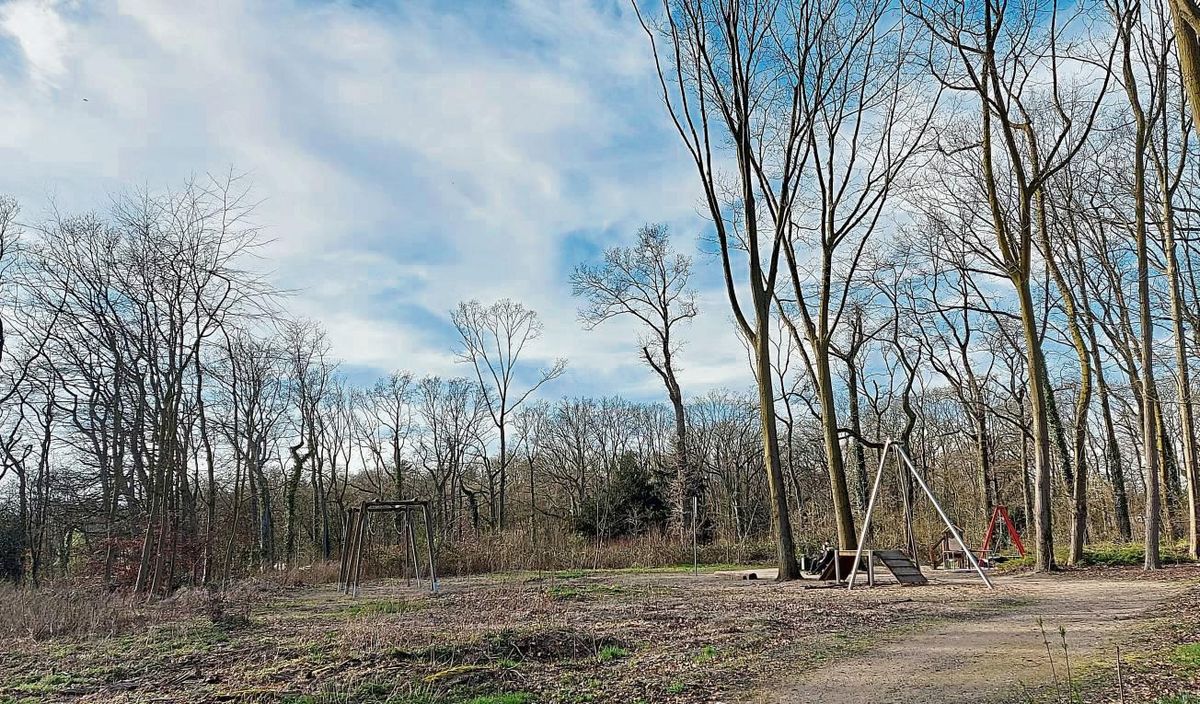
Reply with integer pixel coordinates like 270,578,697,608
761,570,1187,704
1,565,1196,703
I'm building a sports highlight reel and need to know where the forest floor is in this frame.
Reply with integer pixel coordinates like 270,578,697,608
1,564,1198,704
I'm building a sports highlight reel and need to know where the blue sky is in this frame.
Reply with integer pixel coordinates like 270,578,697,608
0,0,752,401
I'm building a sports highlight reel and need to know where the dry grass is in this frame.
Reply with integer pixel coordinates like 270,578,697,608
0,568,982,703
0,578,269,642
263,559,343,587
434,532,777,576
0,584,143,640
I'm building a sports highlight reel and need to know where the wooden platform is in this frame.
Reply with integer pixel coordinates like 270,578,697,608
815,551,861,582
875,549,928,585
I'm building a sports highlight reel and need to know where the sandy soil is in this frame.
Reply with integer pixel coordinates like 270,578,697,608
760,570,1184,704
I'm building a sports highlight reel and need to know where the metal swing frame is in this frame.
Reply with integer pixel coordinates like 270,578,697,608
847,440,992,589
339,500,438,595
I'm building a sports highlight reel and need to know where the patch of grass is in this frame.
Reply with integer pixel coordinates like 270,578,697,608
383,695,436,704
280,693,353,704
665,680,686,695
341,599,421,617
597,645,628,662
1074,541,1193,567
12,673,75,694
993,541,1197,573
1171,643,1200,668
695,644,718,664
1155,696,1200,704
356,680,393,697
151,622,235,656
546,583,625,601
993,554,1036,572
465,694,532,704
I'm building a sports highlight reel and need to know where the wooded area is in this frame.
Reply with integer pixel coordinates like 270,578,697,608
2,0,1200,597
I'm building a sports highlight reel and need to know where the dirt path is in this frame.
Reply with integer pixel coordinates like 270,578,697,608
759,572,1181,704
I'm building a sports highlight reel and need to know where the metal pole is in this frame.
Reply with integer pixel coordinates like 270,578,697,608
692,495,698,576
849,440,891,589
894,443,993,589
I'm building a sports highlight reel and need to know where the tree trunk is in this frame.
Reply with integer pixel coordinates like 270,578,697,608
847,362,869,510
1016,281,1057,572
753,305,801,580
815,346,856,551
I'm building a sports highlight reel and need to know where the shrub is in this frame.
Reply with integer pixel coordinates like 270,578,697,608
1080,541,1194,567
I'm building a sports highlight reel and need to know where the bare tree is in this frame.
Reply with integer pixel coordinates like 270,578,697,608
908,0,1116,571
572,223,699,537
451,300,566,529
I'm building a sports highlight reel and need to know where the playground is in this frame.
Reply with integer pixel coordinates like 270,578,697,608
7,443,1197,703
2,562,1198,703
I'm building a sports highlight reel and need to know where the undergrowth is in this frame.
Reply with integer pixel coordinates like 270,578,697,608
996,541,1196,571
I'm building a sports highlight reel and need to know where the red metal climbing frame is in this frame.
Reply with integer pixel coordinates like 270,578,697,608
981,505,1026,558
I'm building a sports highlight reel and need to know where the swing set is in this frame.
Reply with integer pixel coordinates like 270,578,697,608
846,440,993,589
338,500,438,595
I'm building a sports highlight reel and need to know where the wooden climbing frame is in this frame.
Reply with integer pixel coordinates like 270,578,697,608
339,500,438,595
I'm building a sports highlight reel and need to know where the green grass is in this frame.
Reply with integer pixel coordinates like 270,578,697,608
341,599,421,617
597,645,629,662
465,694,532,704
511,563,764,583
1080,541,1194,567
695,644,718,664
665,680,686,695
994,541,1196,571
1171,643,1200,668
12,673,75,694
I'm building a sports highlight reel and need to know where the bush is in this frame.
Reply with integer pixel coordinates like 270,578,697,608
1080,541,1194,567
0,512,23,581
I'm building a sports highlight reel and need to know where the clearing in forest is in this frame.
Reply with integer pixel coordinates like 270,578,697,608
0,566,1196,703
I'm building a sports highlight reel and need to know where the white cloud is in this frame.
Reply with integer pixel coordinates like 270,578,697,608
0,0,69,87
0,0,752,402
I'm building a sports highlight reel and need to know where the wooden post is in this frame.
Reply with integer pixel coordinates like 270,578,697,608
348,507,363,592
350,504,368,595
405,508,422,588
692,495,698,576
422,502,437,593
338,508,356,593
